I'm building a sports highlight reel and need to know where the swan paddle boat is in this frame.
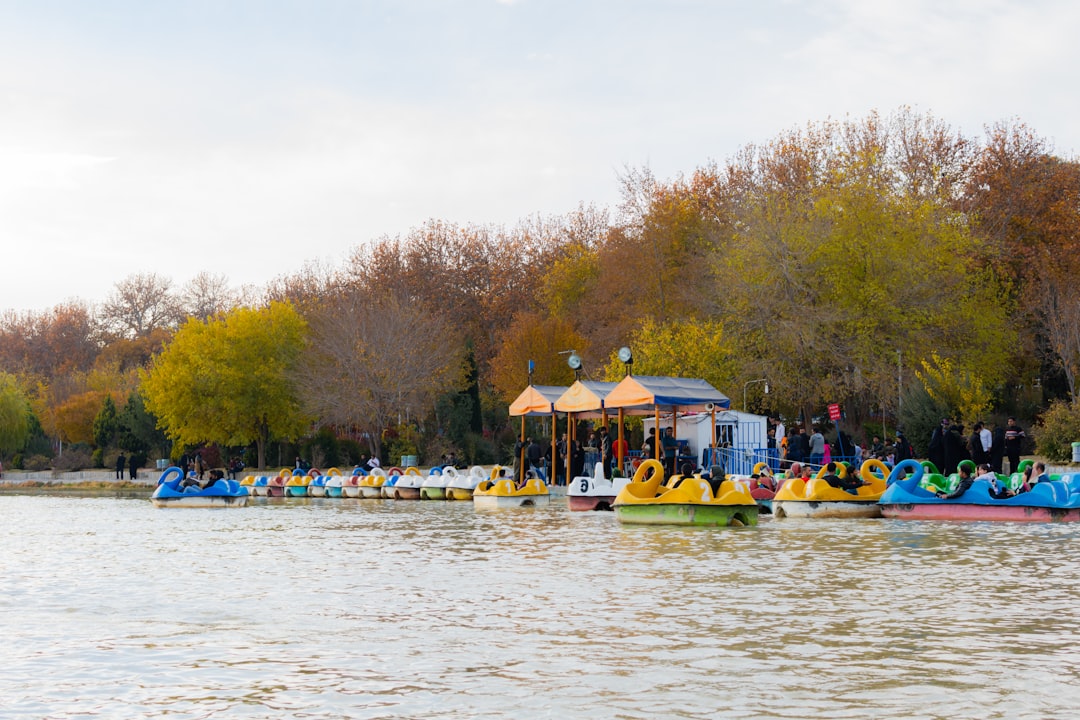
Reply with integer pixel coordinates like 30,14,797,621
239,474,263,496
420,467,450,500
323,469,346,498
265,469,291,497
151,467,248,508
306,467,344,497
613,459,758,526
382,467,423,500
446,465,488,501
341,468,366,498
567,462,629,511
284,469,315,498
879,459,1080,522
771,459,889,519
358,468,388,498
473,466,550,508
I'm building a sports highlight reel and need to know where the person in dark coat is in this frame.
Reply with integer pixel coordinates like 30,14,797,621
943,423,969,476
128,454,138,481
928,418,948,473
570,440,585,480
893,431,912,463
115,453,126,480
990,423,1006,474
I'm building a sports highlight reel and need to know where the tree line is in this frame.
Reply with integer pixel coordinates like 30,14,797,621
2,108,1080,470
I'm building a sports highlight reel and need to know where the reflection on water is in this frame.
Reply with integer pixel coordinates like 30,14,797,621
1,496,1078,719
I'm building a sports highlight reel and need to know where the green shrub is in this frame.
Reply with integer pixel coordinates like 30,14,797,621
92,448,104,468
1034,400,1080,462
12,453,23,469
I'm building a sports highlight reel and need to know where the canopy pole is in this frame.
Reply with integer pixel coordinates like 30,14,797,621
617,408,625,476
711,405,717,468
551,414,557,486
519,416,526,483
672,406,678,475
566,412,574,483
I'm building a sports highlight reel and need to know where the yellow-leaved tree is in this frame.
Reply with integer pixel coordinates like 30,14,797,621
603,318,736,395
140,302,309,469
915,351,993,426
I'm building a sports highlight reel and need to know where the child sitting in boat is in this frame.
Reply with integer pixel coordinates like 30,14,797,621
975,464,1013,499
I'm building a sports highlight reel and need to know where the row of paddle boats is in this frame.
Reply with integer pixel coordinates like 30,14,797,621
152,464,551,509
237,466,494,501
568,457,1080,524
152,457,1080,522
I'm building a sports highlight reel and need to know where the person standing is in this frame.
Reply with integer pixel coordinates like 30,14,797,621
598,426,612,473
979,422,993,465
115,453,127,480
990,422,1006,474
968,424,986,466
807,426,825,467
526,437,543,474
610,431,628,476
128,454,138,481
661,428,678,477
928,418,949,473
1004,417,1026,475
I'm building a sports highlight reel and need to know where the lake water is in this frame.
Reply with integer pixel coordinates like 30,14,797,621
1,494,1078,719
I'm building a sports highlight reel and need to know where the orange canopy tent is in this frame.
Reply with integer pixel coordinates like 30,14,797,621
508,384,567,482
553,380,621,479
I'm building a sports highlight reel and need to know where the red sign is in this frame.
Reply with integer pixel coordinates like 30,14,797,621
827,403,841,421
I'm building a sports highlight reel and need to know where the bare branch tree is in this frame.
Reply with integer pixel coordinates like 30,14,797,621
180,272,238,321
295,286,466,458
99,273,181,339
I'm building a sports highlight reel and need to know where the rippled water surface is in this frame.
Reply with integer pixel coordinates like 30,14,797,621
2,494,1078,719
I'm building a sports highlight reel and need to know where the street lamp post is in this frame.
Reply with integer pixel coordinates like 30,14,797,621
743,378,769,412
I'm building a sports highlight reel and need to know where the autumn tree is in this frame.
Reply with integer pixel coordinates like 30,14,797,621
141,302,309,468
708,110,1014,422
294,286,466,459
347,216,570,375
490,313,590,403
0,301,100,377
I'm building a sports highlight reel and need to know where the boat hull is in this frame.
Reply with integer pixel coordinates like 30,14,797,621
390,486,422,500
342,485,362,498
151,495,248,509
473,494,550,509
308,486,327,498
325,487,343,498
773,500,882,519
360,486,384,499
614,503,758,526
568,494,616,512
881,503,1080,522
285,486,309,498
420,487,446,500
446,487,474,501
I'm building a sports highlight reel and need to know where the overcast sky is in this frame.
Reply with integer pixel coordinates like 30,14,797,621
2,0,1077,312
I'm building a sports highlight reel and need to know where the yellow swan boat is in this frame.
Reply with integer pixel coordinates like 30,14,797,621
613,459,758,526
772,459,888,519
472,466,550,508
